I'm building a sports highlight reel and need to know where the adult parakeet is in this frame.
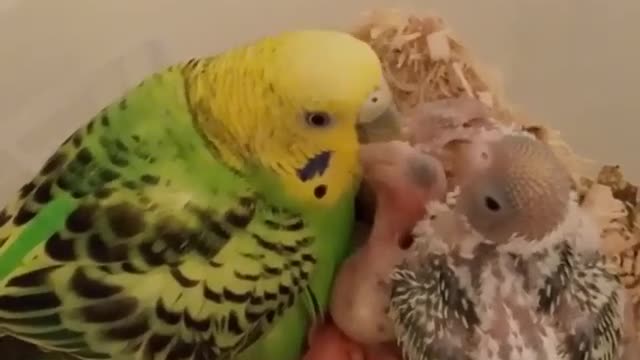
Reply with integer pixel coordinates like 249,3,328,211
389,131,639,360
0,29,398,360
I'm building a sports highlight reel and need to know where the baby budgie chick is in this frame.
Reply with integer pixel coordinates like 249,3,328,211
388,131,638,360
330,141,447,346
303,141,448,360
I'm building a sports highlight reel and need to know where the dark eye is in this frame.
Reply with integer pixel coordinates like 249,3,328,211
305,111,332,128
484,196,501,212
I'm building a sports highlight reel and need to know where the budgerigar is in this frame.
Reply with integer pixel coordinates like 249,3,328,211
389,131,639,360
0,29,399,360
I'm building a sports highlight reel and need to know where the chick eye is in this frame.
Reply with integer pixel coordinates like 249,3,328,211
484,196,501,212
305,111,332,128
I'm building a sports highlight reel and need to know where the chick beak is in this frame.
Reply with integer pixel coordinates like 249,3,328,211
356,105,403,144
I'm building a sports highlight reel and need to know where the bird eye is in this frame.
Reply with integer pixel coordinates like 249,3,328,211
484,196,501,212
305,112,332,128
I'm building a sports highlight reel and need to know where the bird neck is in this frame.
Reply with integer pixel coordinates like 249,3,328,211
181,55,265,173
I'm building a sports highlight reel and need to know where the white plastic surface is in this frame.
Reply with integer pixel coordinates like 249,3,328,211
1,0,639,196
0,39,168,204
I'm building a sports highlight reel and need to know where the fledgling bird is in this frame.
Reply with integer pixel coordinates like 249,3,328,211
0,29,399,360
388,131,639,360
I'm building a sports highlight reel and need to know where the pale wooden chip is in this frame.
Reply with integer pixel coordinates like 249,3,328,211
426,30,451,61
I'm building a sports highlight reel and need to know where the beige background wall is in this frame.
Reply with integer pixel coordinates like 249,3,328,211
0,0,638,203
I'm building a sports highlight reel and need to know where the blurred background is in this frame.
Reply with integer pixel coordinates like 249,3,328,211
0,0,638,203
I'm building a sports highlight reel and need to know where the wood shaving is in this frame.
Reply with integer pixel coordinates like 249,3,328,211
350,7,640,336
350,9,593,186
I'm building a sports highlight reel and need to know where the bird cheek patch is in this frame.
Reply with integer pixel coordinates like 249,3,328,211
296,151,332,182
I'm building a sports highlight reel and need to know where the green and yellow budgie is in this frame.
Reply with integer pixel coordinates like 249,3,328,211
0,29,397,360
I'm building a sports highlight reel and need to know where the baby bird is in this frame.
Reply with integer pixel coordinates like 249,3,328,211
303,141,448,360
331,140,447,345
388,131,638,360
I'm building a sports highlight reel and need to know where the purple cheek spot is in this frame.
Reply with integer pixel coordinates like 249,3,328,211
297,151,332,182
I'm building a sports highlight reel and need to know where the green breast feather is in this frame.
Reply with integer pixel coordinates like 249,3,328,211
0,66,355,360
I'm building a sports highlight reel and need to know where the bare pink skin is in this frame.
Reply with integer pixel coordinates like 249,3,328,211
303,319,401,360
303,319,363,360
330,142,446,352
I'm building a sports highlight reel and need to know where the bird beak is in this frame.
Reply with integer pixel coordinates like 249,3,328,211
356,105,403,143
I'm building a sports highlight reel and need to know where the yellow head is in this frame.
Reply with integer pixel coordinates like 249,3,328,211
185,29,396,208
